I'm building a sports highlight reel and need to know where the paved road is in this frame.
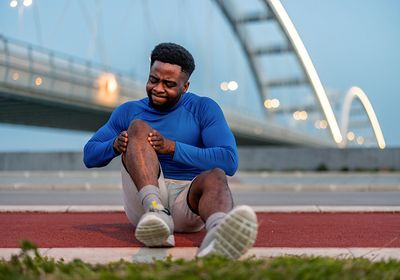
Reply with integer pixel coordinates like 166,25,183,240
1,189,400,206
1,171,400,191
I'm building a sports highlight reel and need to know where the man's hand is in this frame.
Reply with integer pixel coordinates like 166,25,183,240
148,130,175,155
113,131,128,153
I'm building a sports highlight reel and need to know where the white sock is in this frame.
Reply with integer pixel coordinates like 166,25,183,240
138,185,163,212
205,212,226,231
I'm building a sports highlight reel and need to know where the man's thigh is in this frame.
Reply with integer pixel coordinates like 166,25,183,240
166,180,204,233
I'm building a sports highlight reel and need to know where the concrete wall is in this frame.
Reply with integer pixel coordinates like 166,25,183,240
0,152,121,171
238,147,400,171
0,148,399,171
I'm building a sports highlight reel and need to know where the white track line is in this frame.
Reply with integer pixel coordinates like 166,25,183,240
1,205,400,213
0,247,398,263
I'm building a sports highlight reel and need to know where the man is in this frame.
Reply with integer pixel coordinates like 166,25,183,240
84,43,258,259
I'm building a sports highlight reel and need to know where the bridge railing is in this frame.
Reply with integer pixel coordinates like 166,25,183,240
0,35,143,108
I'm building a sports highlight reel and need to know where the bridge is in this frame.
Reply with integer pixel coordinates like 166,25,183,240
0,0,385,148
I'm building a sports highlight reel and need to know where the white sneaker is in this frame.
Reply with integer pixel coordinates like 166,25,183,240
135,207,175,247
197,205,258,259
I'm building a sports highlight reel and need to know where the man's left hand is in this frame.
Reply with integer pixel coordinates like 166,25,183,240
147,130,175,155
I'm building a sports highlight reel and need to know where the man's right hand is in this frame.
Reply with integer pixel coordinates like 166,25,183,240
113,131,128,153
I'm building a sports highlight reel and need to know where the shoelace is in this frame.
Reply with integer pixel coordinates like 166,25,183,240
149,207,171,216
149,200,171,215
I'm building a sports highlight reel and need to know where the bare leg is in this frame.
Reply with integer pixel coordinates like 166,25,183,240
125,120,175,247
123,120,159,191
187,168,233,221
191,169,258,259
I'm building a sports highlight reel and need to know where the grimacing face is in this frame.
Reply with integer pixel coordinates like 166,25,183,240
146,61,189,111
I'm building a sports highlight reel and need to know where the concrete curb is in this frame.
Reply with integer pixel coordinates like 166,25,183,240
2,205,400,213
0,247,398,263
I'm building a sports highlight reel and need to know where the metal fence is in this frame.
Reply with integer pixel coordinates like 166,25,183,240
0,35,143,108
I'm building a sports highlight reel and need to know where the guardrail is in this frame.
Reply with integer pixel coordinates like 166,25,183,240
0,34,143,108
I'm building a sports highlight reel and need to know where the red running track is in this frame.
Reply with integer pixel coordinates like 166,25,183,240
0,212,399,248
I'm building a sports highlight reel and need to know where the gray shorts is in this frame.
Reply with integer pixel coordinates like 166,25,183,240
121,164,204,233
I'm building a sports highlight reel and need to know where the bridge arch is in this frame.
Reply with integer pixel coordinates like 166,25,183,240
213,0,342,144
340,86,385,149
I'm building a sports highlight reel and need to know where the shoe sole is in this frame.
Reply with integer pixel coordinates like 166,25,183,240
135,215,175,247
200,205,258,259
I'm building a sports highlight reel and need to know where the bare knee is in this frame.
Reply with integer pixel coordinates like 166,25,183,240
124,120,155,160
208,168,227,183
197,168,228,191
127,120,152,138
188,168,232,217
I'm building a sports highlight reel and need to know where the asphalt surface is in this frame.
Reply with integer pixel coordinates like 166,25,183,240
1,189,400,206
1,171,400,191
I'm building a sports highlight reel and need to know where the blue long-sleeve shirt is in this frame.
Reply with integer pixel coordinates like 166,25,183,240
83,92,238,180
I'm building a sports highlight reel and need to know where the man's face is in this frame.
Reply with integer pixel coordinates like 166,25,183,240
146,61,189,111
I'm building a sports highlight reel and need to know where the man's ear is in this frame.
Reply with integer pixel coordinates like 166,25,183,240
183,81,190,92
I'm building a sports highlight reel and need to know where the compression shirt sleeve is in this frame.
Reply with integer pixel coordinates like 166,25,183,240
83,104,128,168
173,98,239,176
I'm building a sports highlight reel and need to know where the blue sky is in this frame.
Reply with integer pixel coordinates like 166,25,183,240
0,0,399,150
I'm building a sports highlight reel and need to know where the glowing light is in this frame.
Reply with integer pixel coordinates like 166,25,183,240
315,120,328,129
220,81,229,91
347,131,355,141
34,77,42,86
23,0,32,7
220,81,238,92
107,77,118,93
96,73,119,106
227,81,238,91
264,99,280,109
10,0,18,8
356,136,364,145
264,99,272,109
271,98,280,108
293,110,308,121
12,72,20,81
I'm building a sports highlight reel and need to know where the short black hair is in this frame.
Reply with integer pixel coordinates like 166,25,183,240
150,42,195,78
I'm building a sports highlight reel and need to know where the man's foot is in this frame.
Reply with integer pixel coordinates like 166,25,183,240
197,205,258,259
135,205,175,247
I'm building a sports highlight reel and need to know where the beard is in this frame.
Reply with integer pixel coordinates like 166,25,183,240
148,91,183,111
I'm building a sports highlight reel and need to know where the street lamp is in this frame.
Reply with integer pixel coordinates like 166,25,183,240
23,0,32,7
10,0,18,8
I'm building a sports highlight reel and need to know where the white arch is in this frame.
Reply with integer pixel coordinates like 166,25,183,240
340,86,386,149
266,0,343,144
